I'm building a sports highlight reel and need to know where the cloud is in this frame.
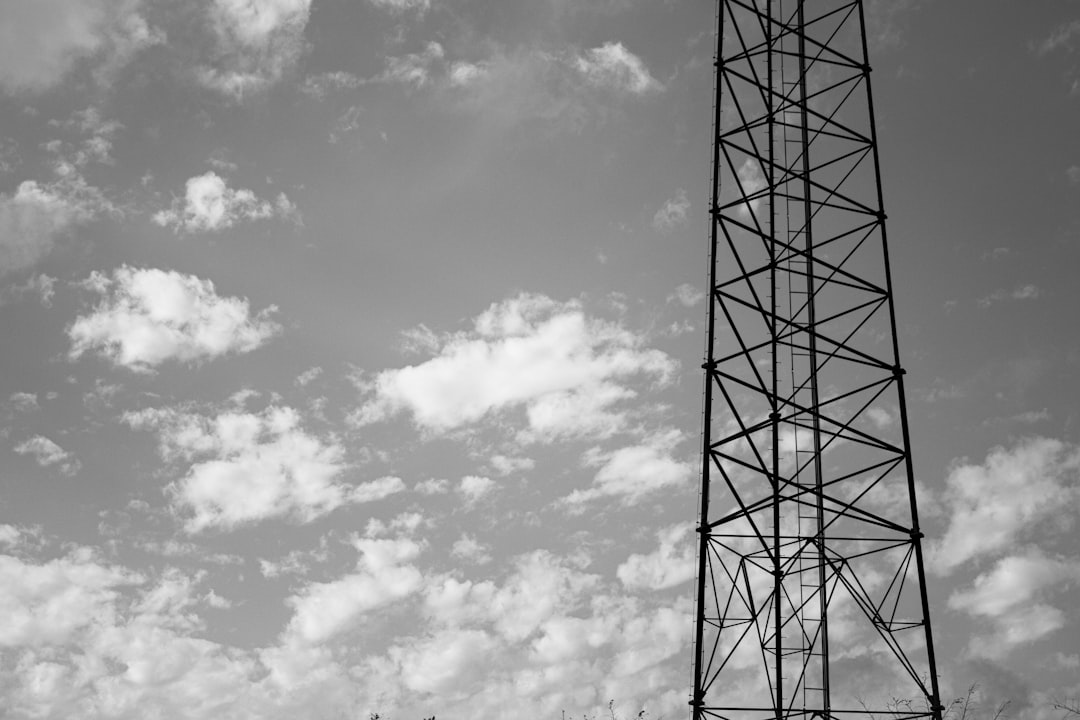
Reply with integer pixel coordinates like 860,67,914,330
0,554,261,716
735,158,766,218
46,107,126,168
413,478,449,495
948,550,1080,657
652,189,690,233
283,536,423,645
451,534,492,565
352,294,674,438
295,366,323,386
13,436,80,476
573,42,662,95
365,511,425,538
931,437,1080,574
490,454,534,475
153,172,298,233
448,60,489,87
367,0,431,14
374,41,662,131
458,475,495,504
0,535,694,718
565,429,692,506
1036,20,1080,56
976,284,1041,309
668,283,704,307
69,266,281,371
0,273,57,307
7,392,39,412
0,550,140,647
616,524,695,591
0,176,111,278
125,405,401,532
378,42,445,88
197,0,313,99
299,71,363,100
394,628,498,695
1035,20,1080,95
863,0,927,52
0,0,159,93
424,550,600,643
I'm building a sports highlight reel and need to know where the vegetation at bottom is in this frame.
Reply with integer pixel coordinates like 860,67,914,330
363,689,1080,720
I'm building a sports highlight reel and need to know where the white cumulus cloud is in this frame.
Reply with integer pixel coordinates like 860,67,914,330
565,429,692,506
0,550,140,647
617,524,695,591
930,437,1080,574
352,293,675,439
283,536,423,645
69,266,281,371
948,550,1080,657
153,171,298,233
124,405,400,532
458,475,495,504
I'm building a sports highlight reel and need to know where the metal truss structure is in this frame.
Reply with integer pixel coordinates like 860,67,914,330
691,2,943,719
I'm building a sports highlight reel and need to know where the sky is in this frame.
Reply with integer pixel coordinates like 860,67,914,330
0,0,1077,718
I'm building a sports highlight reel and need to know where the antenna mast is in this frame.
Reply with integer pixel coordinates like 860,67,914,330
691,2,944,718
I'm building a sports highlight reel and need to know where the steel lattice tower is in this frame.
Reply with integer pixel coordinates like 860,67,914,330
691,2,944,719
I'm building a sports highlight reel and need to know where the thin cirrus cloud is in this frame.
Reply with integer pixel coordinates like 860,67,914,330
371,40,662,129
0,0,310,99
351,293,676,438
0,0,161,93
367,0,431,14
123,404,406,533
652,189,690,233
68,265,281,372
153,172,298,233
13,435,81,477
0,175,114,278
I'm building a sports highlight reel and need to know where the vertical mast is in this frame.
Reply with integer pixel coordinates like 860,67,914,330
691,2,943,719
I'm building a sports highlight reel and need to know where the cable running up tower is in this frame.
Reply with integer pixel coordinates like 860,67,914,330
691,2,943,719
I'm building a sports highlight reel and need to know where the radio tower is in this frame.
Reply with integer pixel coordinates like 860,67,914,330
691,2,944,719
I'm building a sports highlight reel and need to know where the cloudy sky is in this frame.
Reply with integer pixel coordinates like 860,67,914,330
0,0,1078,718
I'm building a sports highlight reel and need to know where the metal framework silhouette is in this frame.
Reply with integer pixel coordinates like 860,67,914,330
691,2,944,719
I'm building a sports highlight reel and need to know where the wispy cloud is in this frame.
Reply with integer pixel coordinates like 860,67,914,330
0,172,115,278
13,435,81,476
976,284,1041,309
0,0,161,93
197,0,313,99
652,189,690,233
